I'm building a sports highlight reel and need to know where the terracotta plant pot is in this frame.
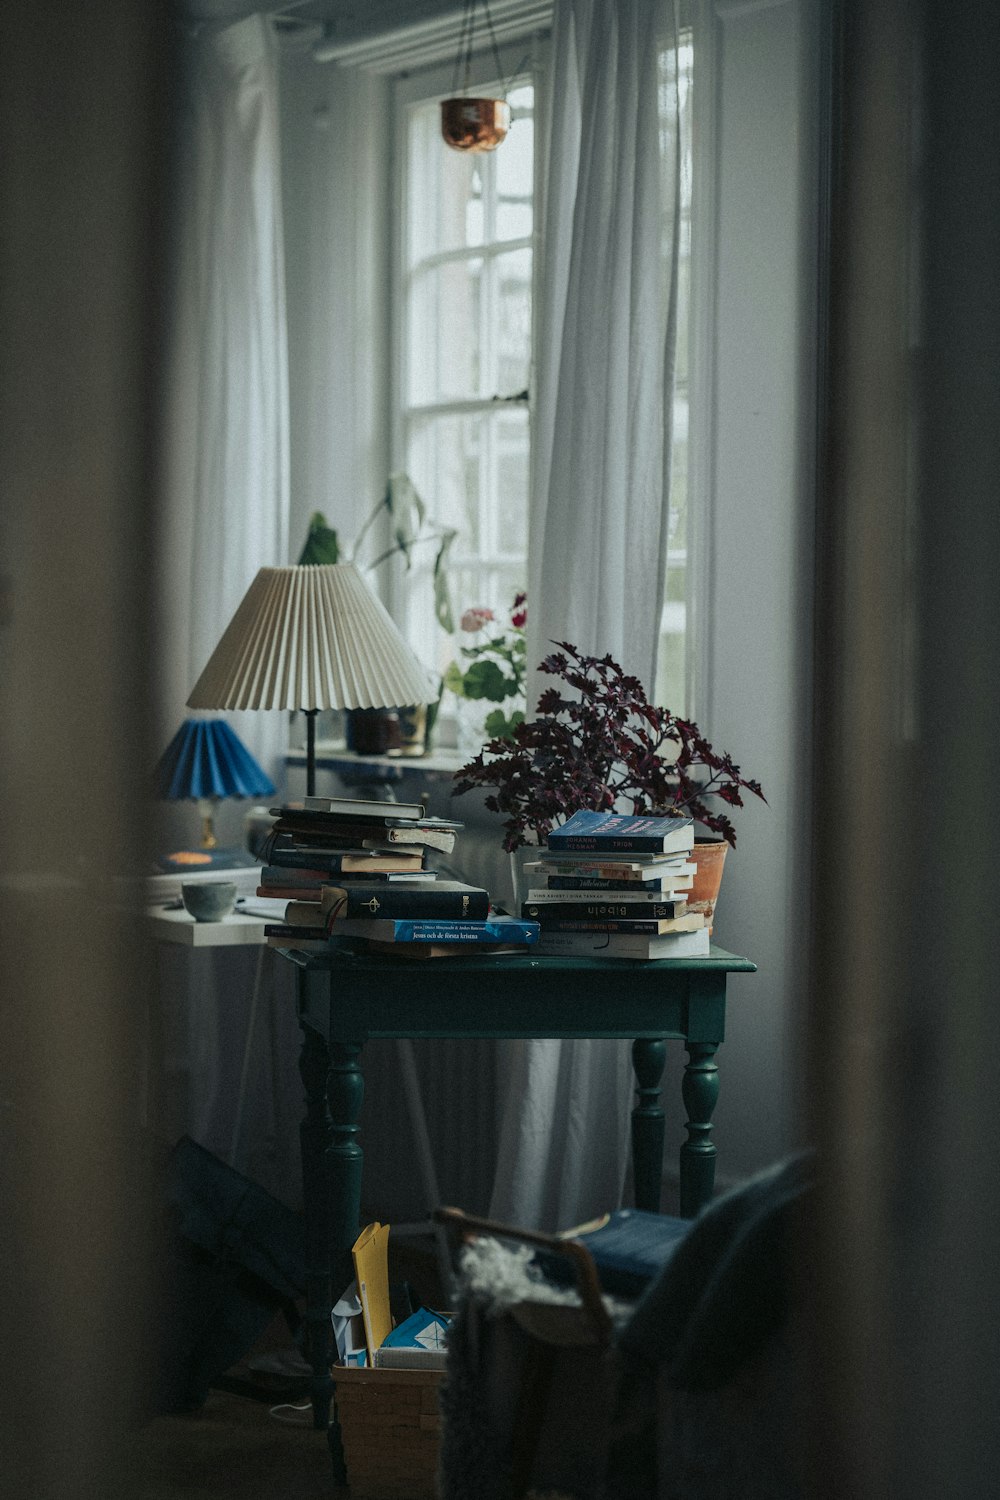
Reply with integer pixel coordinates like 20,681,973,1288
687,840,728,933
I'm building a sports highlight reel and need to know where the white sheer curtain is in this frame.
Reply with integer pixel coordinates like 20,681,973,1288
489,0,684,1231
151,14,294,1199
159,13,290,781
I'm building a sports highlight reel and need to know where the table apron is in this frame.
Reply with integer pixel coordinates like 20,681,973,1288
298,965,728,1045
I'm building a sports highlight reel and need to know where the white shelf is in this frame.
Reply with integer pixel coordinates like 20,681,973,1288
147,906,268,947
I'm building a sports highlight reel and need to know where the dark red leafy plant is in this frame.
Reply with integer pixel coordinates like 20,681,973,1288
452,642,766,852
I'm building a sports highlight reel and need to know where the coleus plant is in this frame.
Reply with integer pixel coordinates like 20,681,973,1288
452,641,766,852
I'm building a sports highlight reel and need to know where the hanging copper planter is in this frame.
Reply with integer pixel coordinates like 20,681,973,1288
441,0,509,154
441,96,511,153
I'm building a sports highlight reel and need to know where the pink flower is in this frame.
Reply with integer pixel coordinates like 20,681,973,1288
461,607,495,633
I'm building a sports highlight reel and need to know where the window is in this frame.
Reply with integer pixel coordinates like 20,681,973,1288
392,47,537,692
391,29,693,719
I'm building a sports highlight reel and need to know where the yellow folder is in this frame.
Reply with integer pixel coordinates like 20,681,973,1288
351,1222,392,1362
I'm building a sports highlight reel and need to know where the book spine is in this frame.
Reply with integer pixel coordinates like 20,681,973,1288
545,834,676,853
260,866,330,884
521,899,684,921
543,875,673,891
264,922,328,941
530,918,691,934
266,847,420,872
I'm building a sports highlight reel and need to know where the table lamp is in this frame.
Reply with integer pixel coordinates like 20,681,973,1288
185,563,434,795
153,717,277,857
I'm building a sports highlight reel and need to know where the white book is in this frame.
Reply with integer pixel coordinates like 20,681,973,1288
523,887,690,906
534,927,711,961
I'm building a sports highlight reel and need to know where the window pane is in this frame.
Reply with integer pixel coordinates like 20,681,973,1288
408,103,486,259
407,257,483,404
495,249,532,394
496,107,534,241
495,409,529,550
406,413,482,549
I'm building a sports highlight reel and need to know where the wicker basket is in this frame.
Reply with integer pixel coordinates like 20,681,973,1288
333,1364,443,1500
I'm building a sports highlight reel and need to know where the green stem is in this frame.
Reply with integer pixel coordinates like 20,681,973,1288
350,492,390,565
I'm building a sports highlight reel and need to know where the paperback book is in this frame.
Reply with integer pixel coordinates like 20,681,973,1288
529,854,695,876
521,896,688,920
546,811,695,855
533,927,711,961
329,915,540,946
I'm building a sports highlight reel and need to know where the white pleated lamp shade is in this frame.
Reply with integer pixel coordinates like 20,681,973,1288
186,564,434,712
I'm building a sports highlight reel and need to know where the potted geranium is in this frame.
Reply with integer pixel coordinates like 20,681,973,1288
443,593,528,756
452,640,766,920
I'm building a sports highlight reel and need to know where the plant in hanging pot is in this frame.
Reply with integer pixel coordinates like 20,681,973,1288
452,641,766,924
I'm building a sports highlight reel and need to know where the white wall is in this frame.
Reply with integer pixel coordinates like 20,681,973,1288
280,46,392,559
685,0,819,1182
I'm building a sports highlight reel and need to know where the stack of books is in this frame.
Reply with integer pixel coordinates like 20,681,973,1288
522,810,710,960
259,795,539,958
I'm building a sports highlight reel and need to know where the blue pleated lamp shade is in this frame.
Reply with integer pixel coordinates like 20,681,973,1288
153,719,276,802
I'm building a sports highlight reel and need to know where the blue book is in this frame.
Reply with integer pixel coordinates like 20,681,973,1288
331,915,540,945
546,811,695,855
535,1208,691,1298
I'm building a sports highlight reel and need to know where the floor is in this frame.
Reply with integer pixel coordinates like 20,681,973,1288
124,1238,447,1499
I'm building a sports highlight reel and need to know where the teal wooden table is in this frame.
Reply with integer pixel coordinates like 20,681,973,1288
276,941,755,1457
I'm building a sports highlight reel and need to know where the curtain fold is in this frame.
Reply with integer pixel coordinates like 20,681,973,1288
159,13,290,783
489,0,684,1231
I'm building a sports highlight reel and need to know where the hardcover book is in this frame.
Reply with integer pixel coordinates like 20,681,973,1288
316,880,489,923
267,819,457,854
301,795,426,820
533,927,711,960
263,841,424,874
539,872,693,892
521,896,688,921
546,811,695,855
526,913,706,935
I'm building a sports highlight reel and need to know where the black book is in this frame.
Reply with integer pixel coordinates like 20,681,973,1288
528,914,707,935
318,880,489,923
264,842,424,874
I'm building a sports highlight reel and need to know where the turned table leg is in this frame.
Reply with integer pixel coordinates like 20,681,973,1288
631,1038,667,1213
299,1013,364,1482
680,1041,720,1217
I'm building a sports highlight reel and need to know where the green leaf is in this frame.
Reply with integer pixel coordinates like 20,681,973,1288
297,511,340,565
433,530,457,634
443,660,466,696
463,659,513,702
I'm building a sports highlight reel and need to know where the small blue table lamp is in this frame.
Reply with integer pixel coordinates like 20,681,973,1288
153,717,276,851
